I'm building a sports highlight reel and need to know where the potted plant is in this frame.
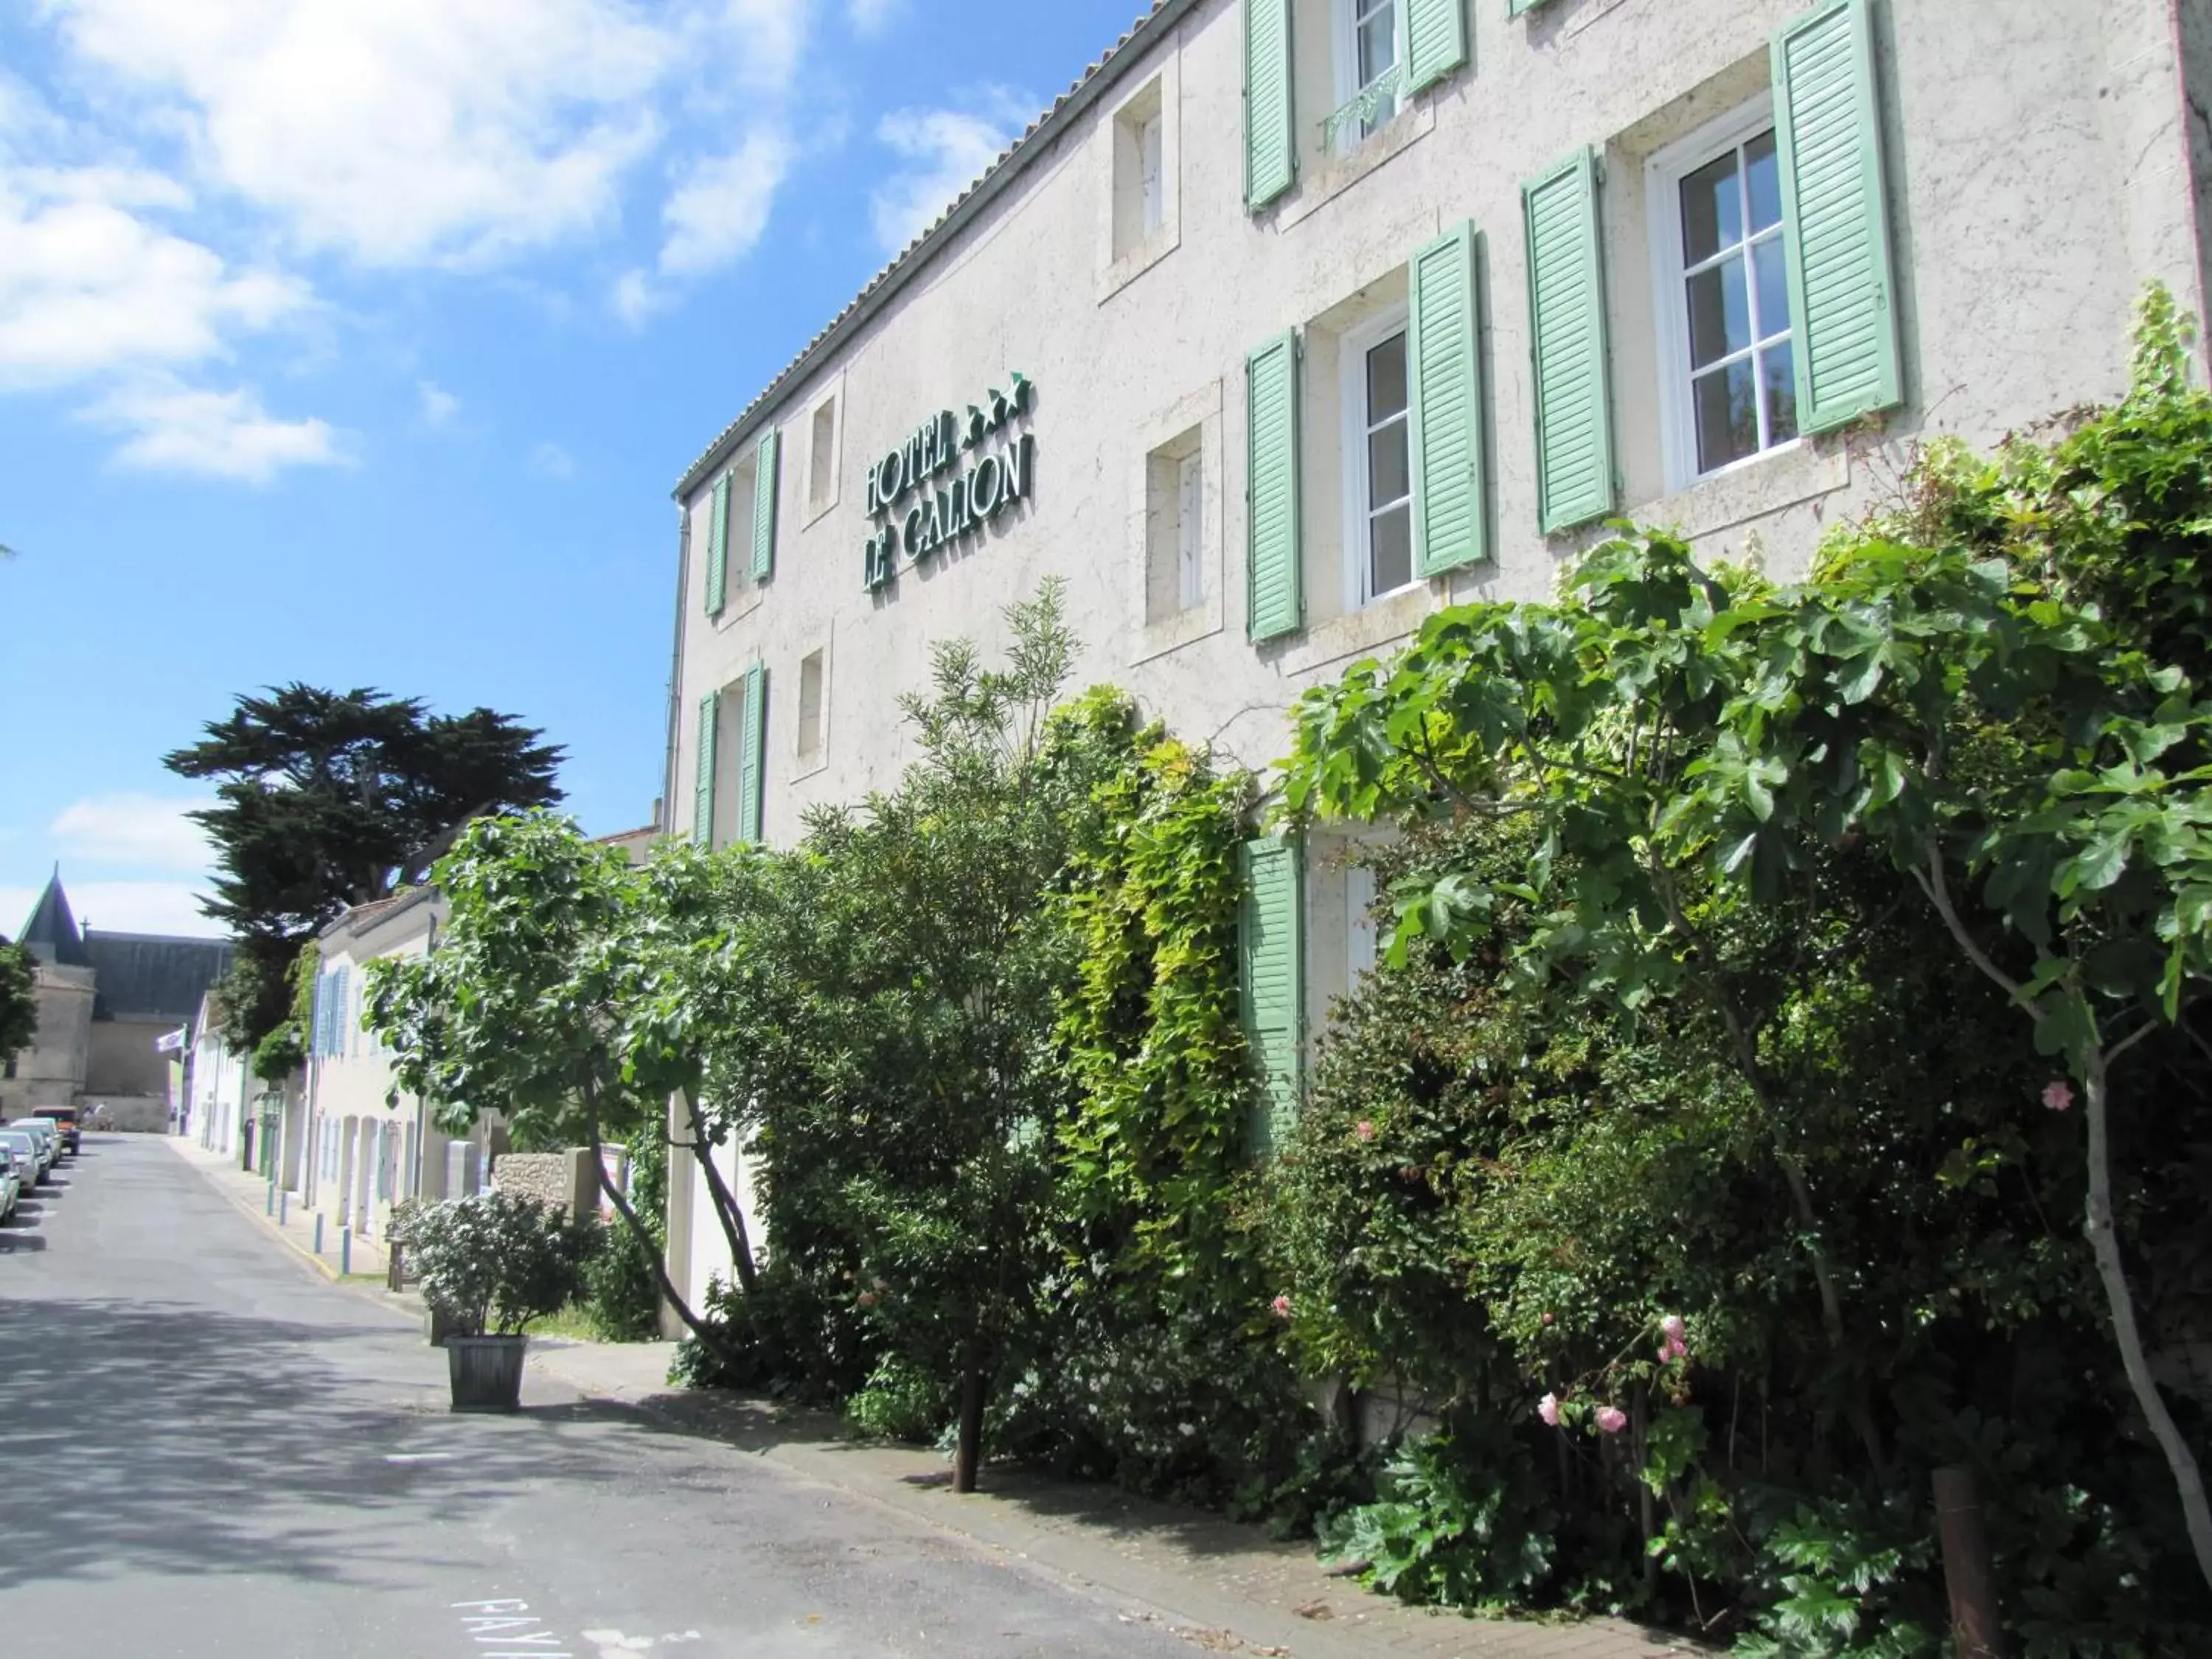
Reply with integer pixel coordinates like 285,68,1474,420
399,1190,587,1412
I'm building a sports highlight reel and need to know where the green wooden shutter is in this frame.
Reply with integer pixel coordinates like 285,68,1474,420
1522,147,1615,533
705,474,730,614
1243,0,1295,210
1238,835,1303,1150
737,662,767,845
1405,0,1467,94
750,430,780,582
1246,331,1302,641
1773,0,1901,433
1410,220,1486,576
693,690,719,847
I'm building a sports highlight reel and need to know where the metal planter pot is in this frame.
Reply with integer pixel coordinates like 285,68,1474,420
446,1334,527,1413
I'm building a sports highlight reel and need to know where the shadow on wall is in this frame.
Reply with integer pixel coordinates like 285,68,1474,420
0,1292,644,1593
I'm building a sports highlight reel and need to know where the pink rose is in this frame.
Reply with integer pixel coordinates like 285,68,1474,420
855,1290,877,1308
1660,1315,1686,1343
1595,1405,1628,1436
1270,1294,1293,1318
2042,1080,2074,1113
1537,1392,1561,1427
1660,1335,1688,1362
1354,1120,1377,1142
1540,1312,1554,1326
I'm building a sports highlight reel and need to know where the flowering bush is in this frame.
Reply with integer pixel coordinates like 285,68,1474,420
397,1190,588,1338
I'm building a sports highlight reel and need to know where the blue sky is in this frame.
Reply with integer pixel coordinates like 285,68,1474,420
0,0,1145,939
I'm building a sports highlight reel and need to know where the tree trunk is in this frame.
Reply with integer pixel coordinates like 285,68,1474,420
953,1350,990,1495
584,1107,745,1377
679,1088,760,1297
2083,1051,2212,1593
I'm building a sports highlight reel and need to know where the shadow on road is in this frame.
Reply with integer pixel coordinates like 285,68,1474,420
0,1297,647,1593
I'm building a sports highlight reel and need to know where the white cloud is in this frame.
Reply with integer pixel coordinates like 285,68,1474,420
418,380,460,426
658,129,794,279
611,268,662,327
0,881,224,939
529,440,576,478
870,89,1031,255
49,794,214,872
0,167,308,389
45,0,818,271
847,0,902,38
88,380,344,481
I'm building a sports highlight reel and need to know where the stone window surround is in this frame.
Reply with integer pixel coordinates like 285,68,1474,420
801,372,846,527
1127,378,1225,666
1097,49,1182,305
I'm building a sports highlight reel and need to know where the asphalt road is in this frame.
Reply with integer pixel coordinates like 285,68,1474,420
0,1136,1198,1659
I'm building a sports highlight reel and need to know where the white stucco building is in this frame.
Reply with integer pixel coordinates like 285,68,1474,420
299,888,495,1245
658,0,2212,1310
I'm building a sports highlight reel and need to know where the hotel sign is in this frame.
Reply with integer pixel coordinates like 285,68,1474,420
861,373,1035,591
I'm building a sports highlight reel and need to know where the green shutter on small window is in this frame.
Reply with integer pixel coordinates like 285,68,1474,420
1410,220,1486,576
1243,0,1295,209
1773,0,1901,433
1523,147,1615,534
694,690,719,847
750,430,780,582
737,663,767,846
705,474,730,614
1245,331,1302,641
1405,0,1467,93
1238,835,1303,1152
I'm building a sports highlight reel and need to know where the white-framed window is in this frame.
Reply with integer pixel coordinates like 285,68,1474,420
1340,307,1416,609
1346,863,1377,981
1331,0,1406,153
1112,78,1169,262
1649,97,1799,489
1175,449,1205,611
807,393,838,514
796,647,827,766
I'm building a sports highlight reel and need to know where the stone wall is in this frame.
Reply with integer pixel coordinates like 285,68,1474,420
488,1149,594,1216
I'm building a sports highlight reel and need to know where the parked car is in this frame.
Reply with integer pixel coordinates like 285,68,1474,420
0,1127,49,1186
29,1107,80,1155
10,1119,58,1174
0,1146,19,1220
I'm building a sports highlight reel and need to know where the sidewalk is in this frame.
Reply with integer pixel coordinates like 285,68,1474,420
162,1133,391,1283
524,1353,1697,1659
166,1134,1695,1659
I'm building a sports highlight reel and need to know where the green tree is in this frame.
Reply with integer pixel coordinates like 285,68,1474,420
700,580,1130,1491
364,813,748,1361
166,685,563,1046
1284,293,2212,1593
0,935,35,1065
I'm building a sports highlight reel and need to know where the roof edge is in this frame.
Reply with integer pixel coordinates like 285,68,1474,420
673,0,1202,502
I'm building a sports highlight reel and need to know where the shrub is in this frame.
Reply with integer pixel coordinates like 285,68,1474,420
398,1191,588,1338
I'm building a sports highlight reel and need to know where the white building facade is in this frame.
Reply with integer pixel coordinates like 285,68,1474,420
660,0,2212,1307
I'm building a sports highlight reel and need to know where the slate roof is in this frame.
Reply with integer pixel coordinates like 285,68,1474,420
80,932,234,1022
673,0,1198,501
18,872,88,967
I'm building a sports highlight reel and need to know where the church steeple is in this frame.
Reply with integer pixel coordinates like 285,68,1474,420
19,869,88,967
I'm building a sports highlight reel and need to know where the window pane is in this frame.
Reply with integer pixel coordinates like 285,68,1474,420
1745,129,1781,233
1761,342,1798,445
1369,503,1413,594
1368,420,1410,507
1752,235,1789,341
1366,332,1408,420
1693,359,1759,473
1359,10,1397,82
1686,255,1750,369
1680,150,1742,265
